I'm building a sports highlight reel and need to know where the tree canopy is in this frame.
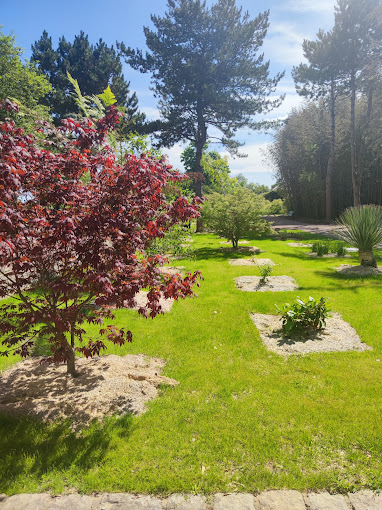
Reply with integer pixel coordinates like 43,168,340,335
31,30,144,127
119,0,283,199
0,100,201,376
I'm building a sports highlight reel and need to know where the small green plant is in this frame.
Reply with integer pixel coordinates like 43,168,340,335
259,265,273,285
311,240,330,256
276,296,328,335
333,241,347,257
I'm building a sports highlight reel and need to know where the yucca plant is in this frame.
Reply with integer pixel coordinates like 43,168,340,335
335,205,382,267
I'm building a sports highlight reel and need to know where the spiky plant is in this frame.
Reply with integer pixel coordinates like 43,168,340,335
335,205,382,267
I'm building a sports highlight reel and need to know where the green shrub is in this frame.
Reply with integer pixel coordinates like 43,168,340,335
259,265,273,285
332,241,347,257
312,241,330,256
276,296,328,335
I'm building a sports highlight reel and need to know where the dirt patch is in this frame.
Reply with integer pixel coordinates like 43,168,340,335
235,275,298,292
254,258,275,266
221,246,262,254
251,313,372,355
124,290,174,312
229,258,255,266
287,242,312,248
307,252,351,258
157,266,185,276
0,354,178,428
335,264,382,276
220,240,250,245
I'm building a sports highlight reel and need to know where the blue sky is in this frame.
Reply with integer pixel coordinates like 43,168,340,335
1,0,337,185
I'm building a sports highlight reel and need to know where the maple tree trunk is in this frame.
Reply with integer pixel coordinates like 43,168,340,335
66,329,77,377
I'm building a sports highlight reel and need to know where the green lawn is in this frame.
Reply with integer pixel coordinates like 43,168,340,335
1,231,382,495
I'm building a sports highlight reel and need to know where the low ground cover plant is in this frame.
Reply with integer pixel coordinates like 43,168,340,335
311,240,346,256
276,296,328,335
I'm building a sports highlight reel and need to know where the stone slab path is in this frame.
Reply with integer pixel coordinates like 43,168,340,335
1,490,381,510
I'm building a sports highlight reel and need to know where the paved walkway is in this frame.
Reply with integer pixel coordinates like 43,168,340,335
264,216,338,238
1,490,381,509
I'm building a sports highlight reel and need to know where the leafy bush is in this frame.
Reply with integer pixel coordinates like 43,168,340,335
259,265,273,285
333,241,346,257
335,205,382,267
202,188,270,247
312,240,330,256
276,297,328,335
266,198,286,215
146,224,194,259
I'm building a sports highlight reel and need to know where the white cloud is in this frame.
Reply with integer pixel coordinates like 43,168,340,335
222,143,273,175
283,0,336,14
140,106,161,120
263,22,306,67
161,143,186,171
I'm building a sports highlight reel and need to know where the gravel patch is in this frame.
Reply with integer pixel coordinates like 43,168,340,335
287,242,312,248
235,275,298,292
157,266,185,276
221,246,262,254
308,253,350,258
251,313,372,355
229,258,256,266
220,240,250,245
0,354,178,428
335,264,382,276
124,290,174,312
254,258,276,266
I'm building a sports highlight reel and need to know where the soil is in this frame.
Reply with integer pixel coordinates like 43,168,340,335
251,313,372,355
287,242,312,248
235,275,298,292
335,264,382,276
124,290,174,312
0,354,178,429
221,246,262,254
220,240,250,245
308,253,350,258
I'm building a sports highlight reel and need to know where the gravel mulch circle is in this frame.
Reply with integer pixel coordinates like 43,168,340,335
335,264,382,276
229,258,256,266
287,242,312,248
0,355,178,428
251,313,372,355
221,246,262,254
157,266,185,276
235,275,298,292
220,240,250,245
307,252,350,258
124,290,174,312
254,258,276,266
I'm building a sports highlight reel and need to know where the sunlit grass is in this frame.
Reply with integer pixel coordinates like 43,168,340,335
1,231,382,495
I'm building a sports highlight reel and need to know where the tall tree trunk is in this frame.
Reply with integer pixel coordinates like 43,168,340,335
350,70,361,207
326,82,336,223
195,108,207,232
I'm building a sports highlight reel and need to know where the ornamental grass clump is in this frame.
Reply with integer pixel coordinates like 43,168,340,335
276,297,328,336
336,205,382,267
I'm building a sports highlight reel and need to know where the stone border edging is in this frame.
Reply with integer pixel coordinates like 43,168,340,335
0,490,381,509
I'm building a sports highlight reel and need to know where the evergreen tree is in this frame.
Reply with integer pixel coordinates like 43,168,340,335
31,31,143,128
119,0,283,212
293,29,346,221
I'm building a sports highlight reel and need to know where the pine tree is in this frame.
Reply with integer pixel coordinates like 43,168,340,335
119,0,283,217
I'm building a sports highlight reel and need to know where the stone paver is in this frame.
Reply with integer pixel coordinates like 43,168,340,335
348,490,382,510
213,493,257,510
304,492,350,510
99,493,162,510
0,493,52,510
48,494,101,509
257,490,306,510
163,494,207,510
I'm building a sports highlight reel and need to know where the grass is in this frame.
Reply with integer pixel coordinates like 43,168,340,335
1,231,382,495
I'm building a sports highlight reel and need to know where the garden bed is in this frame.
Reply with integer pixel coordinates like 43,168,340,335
251,313,372,355
229,258,275,267
335,264,382,276
235,275,298,292
0,355,178,429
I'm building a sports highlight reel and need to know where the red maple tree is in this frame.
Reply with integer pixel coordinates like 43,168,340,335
0,100,201,376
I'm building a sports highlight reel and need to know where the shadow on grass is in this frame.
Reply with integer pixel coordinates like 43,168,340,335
0,413,134,492
313,269,382,285
194,246,257,261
